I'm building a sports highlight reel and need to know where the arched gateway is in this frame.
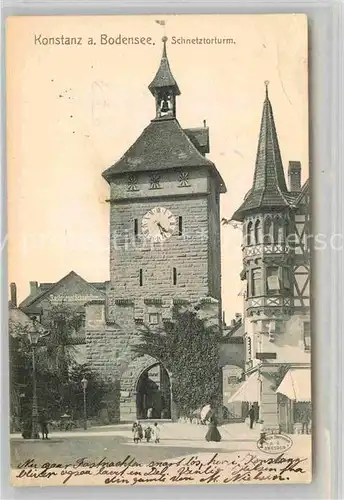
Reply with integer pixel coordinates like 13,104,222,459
120,354,171,422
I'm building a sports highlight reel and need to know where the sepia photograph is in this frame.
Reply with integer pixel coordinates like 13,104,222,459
6,14,311,486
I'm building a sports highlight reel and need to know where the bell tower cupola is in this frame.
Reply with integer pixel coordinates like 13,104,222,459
148,36,180,120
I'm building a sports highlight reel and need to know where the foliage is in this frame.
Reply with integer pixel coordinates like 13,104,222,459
63,363,109,419
9,305,108,425
41,301,83,377
133,307,222,417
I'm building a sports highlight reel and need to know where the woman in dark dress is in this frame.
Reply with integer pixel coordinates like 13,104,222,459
205,414,221,442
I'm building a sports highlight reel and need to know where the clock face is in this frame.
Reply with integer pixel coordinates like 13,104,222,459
142,207,176,242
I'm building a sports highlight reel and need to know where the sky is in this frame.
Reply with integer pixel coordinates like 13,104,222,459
7,14,309,319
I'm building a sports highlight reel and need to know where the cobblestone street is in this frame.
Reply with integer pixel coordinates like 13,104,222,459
11,422,311,468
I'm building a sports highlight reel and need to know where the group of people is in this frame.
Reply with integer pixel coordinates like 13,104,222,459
247,403,312,435
132,421,160,444
21,411,49,440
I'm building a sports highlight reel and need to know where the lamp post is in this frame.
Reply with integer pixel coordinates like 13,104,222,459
28,321,40,439
81,377,88,430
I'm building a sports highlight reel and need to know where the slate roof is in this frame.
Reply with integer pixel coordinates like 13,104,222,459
19,270,106,311
184,127,210,154
102,118,226,192
148,39,180,96
293,179,310,207
232,85,292,221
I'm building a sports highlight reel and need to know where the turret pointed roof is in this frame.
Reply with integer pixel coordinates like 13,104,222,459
148,37,180,96
232,82,291,221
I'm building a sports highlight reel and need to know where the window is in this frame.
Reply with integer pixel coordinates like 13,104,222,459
173,267,177,285
254,219,261,244
303,322,311,351
266,267,280,292
247,221,253,246
273,217,284,243
149,313,159,325
263,217,272,244
266,266,290,292
178,216,183,236
283,267,291,289
80,313,86,330
134,219,138,237
139,269,143,286
251,268,262,296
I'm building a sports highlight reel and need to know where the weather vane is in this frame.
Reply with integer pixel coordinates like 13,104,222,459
264,80,270,96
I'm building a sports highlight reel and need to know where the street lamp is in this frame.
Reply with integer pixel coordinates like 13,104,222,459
28,320,41,439
81,377,88,430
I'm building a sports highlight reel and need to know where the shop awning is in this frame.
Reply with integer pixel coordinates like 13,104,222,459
276,368,311,402
228,371,260,403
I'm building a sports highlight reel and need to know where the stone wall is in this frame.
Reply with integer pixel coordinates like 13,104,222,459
108,196,211,306
85,298,221,422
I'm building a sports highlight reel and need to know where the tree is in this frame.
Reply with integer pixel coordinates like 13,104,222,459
9,326,63,424
41,301,82,378
65,363,110,419
9,331,31,424
9,303,110,426
133,307,222,417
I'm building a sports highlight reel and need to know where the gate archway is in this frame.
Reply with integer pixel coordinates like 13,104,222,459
120,354,171,422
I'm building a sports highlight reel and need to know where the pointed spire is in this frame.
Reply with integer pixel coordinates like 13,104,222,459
264,79,269,98
148,37,181,96
252,81,288,193
162,35,167,58
232,83,290,221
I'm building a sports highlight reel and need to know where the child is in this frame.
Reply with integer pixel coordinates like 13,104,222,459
144,425,152,443
132,421,142,443
153,422,160,443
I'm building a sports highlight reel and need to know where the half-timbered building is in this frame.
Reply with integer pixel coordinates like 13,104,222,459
229,83,311,434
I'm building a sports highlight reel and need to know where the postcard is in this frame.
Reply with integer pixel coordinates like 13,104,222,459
7,13,311,486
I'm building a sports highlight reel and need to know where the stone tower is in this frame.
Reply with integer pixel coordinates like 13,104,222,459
85,38,226,422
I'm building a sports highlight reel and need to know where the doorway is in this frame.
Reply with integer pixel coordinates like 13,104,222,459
136,363,171,419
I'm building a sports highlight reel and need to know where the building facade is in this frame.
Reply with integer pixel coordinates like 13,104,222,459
230,83,311,434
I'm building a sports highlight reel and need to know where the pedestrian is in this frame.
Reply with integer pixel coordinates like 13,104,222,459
39,410,49,439
147,407,153,419
205,414,221,442
152,422,160,443
248,405,255,429
21,417,32,439
132,421,141,443
301,406,310,434
144,426,152,442
137,421,143,441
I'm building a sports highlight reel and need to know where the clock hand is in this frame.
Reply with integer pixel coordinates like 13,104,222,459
157,222,168,233
155,222,164,236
